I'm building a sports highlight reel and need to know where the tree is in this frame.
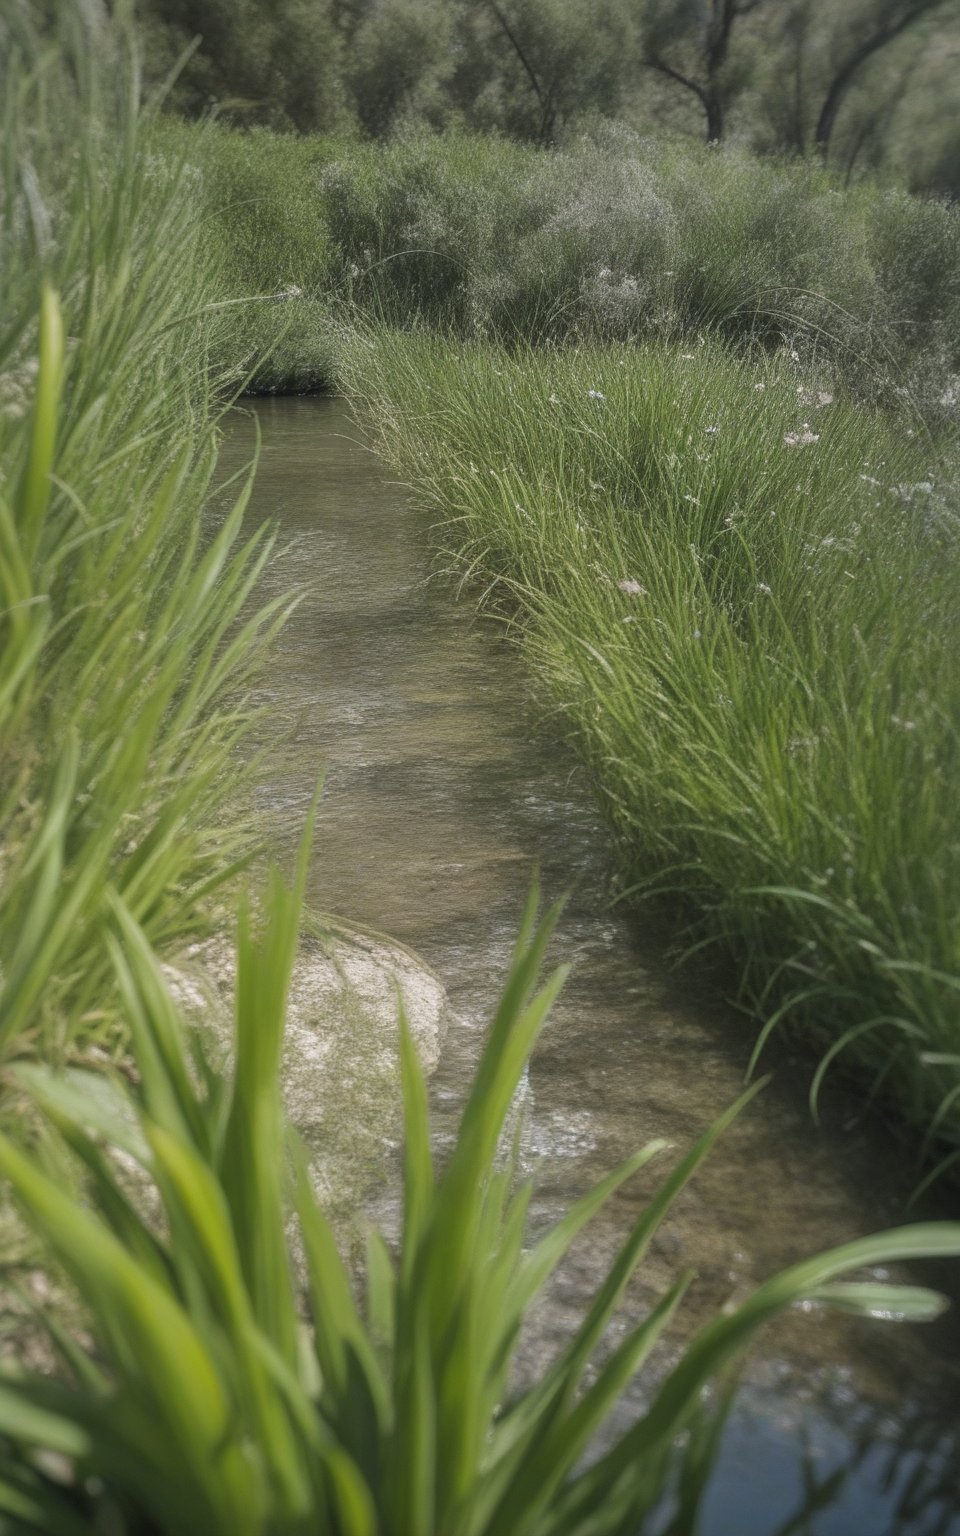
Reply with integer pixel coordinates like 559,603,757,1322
134,0,349,132
345,0,454,137
746,0,957,165
640,0,767,143
812,0,952,159
454,0,633,144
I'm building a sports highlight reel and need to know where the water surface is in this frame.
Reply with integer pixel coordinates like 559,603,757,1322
228,396,960,1536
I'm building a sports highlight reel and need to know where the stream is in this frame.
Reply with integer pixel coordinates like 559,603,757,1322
227,395,960,1535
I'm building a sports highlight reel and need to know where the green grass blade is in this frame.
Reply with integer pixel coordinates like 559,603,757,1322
17,282,64,560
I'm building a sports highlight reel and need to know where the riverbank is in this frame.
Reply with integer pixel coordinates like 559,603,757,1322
0,25,283,1071
340,330,960,1185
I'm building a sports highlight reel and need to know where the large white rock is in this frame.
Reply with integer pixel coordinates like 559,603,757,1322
168,925,449,1213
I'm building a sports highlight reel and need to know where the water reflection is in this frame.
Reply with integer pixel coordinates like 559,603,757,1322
224,395,960,1536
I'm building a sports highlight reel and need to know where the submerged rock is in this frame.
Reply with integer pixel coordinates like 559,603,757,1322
167,924,449,1212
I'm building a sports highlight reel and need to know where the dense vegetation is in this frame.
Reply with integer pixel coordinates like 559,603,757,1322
2,4,960,1530
135,0,960,192
346,333,960,1185
169,118,960,409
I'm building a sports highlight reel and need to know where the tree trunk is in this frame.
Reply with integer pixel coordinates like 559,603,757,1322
705,87,724,143
647,59,715,141
484,0,549,126
814,0,944,161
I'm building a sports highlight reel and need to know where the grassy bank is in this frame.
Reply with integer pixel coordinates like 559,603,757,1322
176,120,960,420
344,330,960,1180
0,14,280,1069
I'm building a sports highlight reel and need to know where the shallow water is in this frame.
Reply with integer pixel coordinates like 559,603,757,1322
228,395,960,1535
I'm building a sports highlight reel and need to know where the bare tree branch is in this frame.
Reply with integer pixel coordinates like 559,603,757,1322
644,54,710,113
483,0,548,119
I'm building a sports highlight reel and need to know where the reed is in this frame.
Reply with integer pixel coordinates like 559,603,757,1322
0,8,282,1067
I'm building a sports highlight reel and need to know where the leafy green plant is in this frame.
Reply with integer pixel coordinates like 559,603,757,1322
0,9,285,1067
0,833,957,1536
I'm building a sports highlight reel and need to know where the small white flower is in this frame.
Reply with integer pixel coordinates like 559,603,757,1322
757,582,772,595
797,385,835,409
705,425,719,435
618,579,647,596
894,480,934,502
784,425,819,447
587,389,605,400
753,382,766,392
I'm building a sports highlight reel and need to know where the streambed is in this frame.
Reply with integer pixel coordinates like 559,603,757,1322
228,396,960,1536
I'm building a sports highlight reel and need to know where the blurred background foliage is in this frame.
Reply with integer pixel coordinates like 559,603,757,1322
130,0,960,193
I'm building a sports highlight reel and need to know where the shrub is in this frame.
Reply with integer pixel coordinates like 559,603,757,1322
188,120,960,409
151,119,341,392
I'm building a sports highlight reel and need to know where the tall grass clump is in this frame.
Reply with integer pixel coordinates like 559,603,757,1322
344,331,960,1179
0,9,282,1068
2,831,958,1534
150,119,341,393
